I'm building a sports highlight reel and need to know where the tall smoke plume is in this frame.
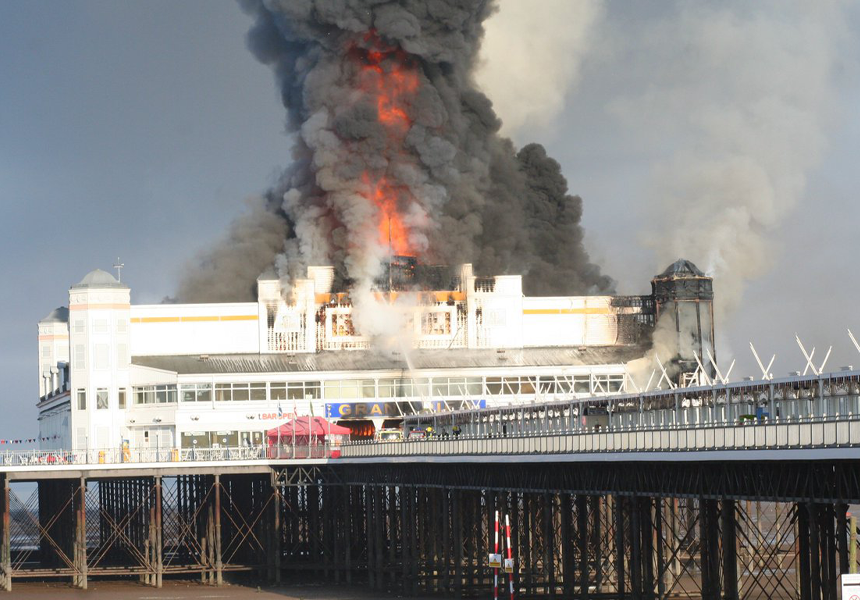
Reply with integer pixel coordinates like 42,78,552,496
475,0,605,138
608,1,847,319
177,0,612,306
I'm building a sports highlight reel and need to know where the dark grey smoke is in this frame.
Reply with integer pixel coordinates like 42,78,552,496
178,0,612,301
176,195,291,302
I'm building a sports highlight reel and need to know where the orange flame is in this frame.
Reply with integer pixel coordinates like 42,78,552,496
356,32,420,256
367,175,411,256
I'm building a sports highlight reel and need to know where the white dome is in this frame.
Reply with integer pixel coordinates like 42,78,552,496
71,269,128,289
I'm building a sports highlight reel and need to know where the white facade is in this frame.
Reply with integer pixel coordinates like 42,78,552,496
38,265,651,451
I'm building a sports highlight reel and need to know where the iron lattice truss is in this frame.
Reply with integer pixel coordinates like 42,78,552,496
332,460,860,503
0,459,857,598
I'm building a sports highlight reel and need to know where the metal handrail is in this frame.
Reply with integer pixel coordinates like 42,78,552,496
0,442,342,467
339,414,860,458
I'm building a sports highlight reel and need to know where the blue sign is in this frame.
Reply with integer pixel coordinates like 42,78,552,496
325,399,486,419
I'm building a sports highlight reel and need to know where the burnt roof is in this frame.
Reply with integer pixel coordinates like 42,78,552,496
655,259,706,279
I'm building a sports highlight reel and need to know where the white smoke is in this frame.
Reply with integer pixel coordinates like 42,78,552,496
625,312,681,391
350,285,419,354
607,1,848,318
476,0,605,138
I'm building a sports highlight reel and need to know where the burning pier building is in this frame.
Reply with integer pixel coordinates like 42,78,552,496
35,2,719,452
35,259,714,452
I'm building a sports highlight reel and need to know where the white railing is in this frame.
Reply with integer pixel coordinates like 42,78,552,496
0,443,341,467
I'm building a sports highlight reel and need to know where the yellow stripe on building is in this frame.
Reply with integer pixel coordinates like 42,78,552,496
523,308,612,315
134,316,181,323
131,315,258,324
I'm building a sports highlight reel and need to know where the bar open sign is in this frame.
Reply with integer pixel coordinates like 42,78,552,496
503,558,514,573
488,553,502,568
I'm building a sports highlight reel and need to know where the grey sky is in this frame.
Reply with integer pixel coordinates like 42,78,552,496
2,1,860,440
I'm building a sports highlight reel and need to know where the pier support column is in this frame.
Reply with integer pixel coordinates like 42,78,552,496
374,485,384,591
837,503,849,578
639,497,654,598
155,476,163,588
75,477,87,590
1,477,10,592
630,495,641,600
365,485,375,589
721,499,739,600
453,489,463,599
214,475,222,586
700,499,720,600
577,494,589,599
808,503,821,600
822,503,837,600
560,493,572,597
798,502,812,600
271,472,282,584
614,495,626,599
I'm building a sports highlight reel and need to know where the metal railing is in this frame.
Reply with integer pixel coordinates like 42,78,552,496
16,372,860,467
401,371,860,438
0,443,341,467
340,414,860,459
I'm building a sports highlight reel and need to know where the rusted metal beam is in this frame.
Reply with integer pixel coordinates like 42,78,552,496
214,475,222,586
155,476,163,588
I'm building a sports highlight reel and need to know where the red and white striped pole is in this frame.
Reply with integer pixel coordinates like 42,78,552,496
494,510,500,600
505,513,514,600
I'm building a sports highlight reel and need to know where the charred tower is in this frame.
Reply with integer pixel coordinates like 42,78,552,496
652,259,716,384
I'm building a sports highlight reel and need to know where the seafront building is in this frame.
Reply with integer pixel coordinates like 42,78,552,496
36,260,714,451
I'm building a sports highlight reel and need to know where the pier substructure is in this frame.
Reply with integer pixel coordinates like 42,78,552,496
0,460,858,598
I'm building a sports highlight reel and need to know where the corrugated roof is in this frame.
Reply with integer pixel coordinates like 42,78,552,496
131,346,647,375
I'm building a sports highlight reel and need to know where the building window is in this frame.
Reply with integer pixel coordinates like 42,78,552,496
180,383,212,402
96,388,109,410
215,383,231,402
133,385,177,405
270,381,320,401
94,344,109,370
74,345,85,370
116,318,127,333
331,313,354,337
73,320,84,334
214,383,266,402
76,389,86,410
116,344,128,368
421,311,452,335
118,389,126,409
41,345,51,358
94,319,108,333
323,379,376,400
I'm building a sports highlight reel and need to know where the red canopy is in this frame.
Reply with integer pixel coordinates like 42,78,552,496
266,416,351,442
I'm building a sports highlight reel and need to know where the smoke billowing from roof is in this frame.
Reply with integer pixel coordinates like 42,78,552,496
177,0,611,303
